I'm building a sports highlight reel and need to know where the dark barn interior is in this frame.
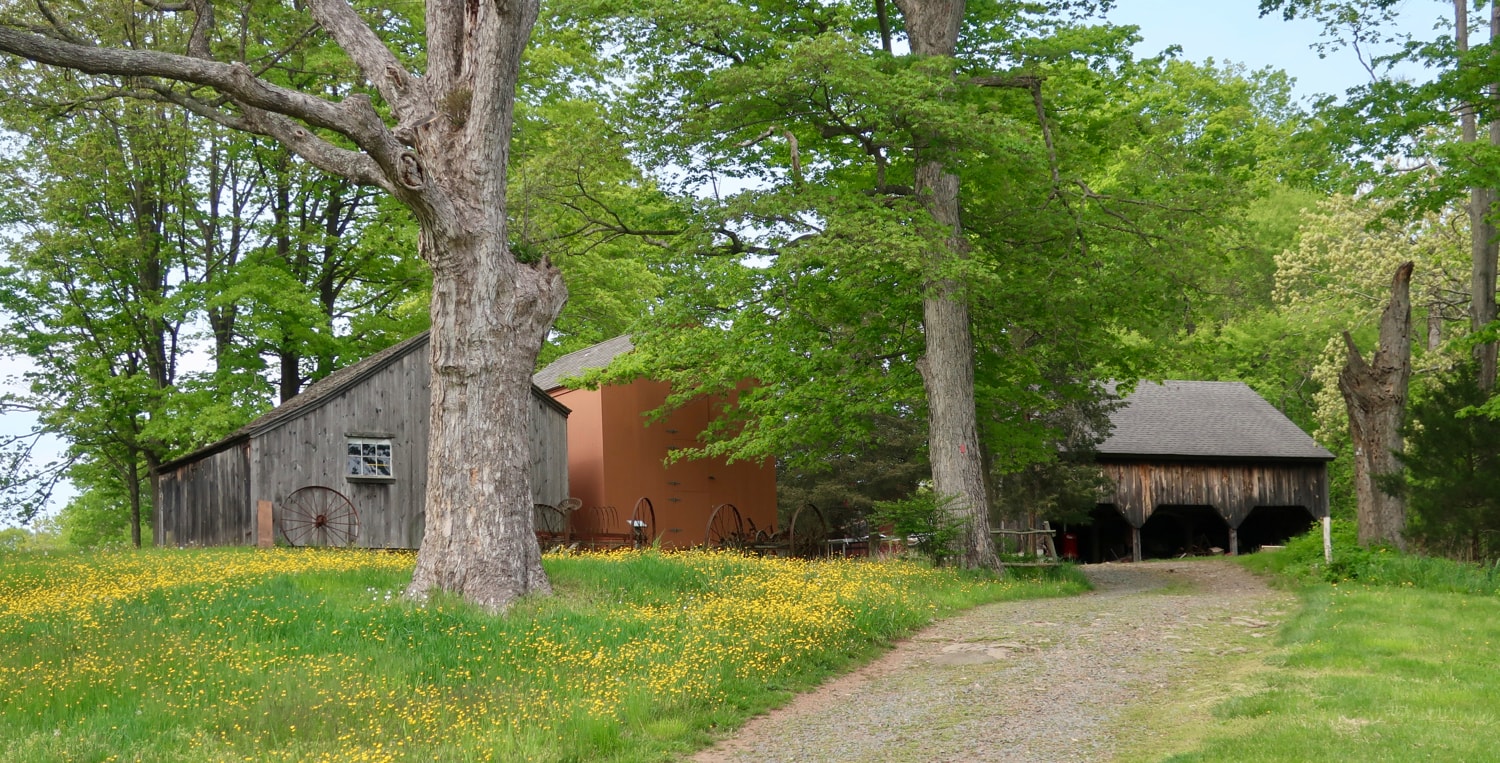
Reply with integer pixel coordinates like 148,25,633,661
1236,506,1316,551
1066,503,1315,562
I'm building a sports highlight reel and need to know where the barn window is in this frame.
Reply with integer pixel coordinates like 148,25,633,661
346,437,394,479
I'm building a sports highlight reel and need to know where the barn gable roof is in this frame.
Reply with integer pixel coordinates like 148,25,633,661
532,335,634,391
1099,380,1334,462
158,331,567,473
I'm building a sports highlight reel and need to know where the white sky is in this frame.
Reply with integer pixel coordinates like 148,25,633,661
1108,0,1436,101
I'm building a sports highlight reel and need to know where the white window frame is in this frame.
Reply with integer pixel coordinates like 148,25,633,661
346,436,395,481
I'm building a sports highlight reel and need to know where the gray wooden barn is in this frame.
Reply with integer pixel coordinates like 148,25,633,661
154,332,570,549
1087,381,1334,562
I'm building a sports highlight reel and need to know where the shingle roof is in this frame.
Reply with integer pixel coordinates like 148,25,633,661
1098,381,1334,461
242,332,433,439
532,335,634,391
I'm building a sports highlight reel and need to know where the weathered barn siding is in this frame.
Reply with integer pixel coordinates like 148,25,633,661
248,336,431,549
529,392,569,508
1100,459,1329,529
155,443,250,546
155,332,569,549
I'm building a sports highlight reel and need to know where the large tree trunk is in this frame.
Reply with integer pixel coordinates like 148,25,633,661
897,0,1001,571
1339,261,1414,550
402,0,567,610
405,229,566,609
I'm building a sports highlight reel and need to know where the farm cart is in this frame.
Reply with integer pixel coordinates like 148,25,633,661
704,502,831,558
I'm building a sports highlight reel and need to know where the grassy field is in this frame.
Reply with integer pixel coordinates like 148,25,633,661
1127,523,1500,762
0,546,1085,762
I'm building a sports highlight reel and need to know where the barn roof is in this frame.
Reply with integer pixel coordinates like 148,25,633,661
1099,381,1334,462
158,331,567,473
532,335,634,391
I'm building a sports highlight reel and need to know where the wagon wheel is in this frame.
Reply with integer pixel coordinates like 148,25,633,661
788,503,830,559
280,486,359,547
705,502,745,550
629,496,657,548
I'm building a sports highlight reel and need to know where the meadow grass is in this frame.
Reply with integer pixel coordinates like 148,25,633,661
0,546,1086,762
1132,523,1500,762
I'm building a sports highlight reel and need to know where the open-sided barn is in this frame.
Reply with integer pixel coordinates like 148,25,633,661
1085,381,1334,562
155,332,569,549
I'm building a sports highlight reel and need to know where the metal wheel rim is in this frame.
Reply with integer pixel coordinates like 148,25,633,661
788,503,829,558
280,486,360,547
630,496,657,547
706,502,745,549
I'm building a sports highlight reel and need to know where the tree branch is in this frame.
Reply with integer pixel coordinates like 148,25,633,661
32,0,81,44
968,73,1043,90
138,82,394,191
303,0,427,124
0,26,373,149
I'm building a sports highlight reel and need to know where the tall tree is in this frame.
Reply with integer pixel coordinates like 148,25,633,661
895,0,999,569
0,1,560,608
0,93,206,547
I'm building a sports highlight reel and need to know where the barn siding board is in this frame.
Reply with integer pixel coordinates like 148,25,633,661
155,443,250,546
157,332,568,549
1100,460,1328,529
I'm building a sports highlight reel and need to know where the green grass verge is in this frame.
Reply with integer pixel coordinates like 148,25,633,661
0,547,1086,762
1133,523,1500,762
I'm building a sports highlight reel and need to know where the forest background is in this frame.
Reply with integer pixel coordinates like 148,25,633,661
0,0,1490,561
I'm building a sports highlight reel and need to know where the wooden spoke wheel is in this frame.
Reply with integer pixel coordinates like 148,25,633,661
280,486,360,547
629,496,657,548
705,502,746,550
788,503,829,558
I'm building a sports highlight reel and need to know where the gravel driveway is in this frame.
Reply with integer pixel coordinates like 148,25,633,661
690,559,1291,763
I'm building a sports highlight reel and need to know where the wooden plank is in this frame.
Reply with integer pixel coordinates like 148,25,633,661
257,500,273,547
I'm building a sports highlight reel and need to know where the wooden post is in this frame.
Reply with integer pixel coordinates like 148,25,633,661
1323,515,1333,564
1131,526,1142,562
1228,527,1238,556
257,500,274,548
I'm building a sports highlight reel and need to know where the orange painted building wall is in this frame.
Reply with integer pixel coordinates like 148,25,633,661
549,378,776,548
549,387,604,510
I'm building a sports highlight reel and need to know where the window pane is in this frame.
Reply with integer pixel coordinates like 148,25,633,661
347,438,394,478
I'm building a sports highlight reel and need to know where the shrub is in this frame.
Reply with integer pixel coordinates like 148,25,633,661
869,492,965,566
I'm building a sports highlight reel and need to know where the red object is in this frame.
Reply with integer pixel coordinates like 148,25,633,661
1061,532,1079,560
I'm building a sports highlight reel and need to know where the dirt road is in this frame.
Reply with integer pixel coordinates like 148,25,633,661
690,559,1291,763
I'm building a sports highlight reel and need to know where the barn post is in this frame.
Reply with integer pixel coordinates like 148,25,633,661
1228,526,1238,556
1131,525,1142,562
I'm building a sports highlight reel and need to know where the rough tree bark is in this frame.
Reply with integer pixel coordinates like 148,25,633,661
1339,261,1414,550
1456,0,1500,390
0,0,564,609
894,0,1001,571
